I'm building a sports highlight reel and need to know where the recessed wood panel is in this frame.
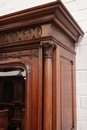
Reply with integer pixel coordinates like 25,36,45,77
60,57,73,130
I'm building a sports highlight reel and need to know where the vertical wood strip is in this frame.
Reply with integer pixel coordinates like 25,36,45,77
55,46,61,130
72,62,76,129
38,47,43,130
25,72,32,130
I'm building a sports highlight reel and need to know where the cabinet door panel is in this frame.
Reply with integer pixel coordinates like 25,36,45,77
60,57,73,130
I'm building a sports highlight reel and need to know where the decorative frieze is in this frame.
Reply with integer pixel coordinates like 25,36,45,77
0,50,38,61
0,26,42,44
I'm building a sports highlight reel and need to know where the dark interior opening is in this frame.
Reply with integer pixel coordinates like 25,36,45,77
0,66,25,130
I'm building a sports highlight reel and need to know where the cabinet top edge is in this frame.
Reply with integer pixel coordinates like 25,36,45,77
0,1,84,38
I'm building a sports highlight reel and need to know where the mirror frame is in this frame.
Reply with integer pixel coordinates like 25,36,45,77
0,59,32,130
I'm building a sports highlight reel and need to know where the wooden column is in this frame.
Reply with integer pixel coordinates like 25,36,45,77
41,42,56,130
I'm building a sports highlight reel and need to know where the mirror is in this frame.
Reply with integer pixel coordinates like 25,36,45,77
0,66,26,130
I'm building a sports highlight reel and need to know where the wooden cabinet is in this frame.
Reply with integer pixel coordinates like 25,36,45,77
0,1,84,130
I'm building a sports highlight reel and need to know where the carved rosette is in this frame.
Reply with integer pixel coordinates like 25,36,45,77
40,42,56,58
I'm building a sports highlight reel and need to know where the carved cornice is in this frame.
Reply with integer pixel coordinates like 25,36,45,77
40,42,56,58
0,26,42,44
0,50,38,61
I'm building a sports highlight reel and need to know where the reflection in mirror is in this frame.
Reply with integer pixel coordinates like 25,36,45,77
0,66,26,130
0,66,26,77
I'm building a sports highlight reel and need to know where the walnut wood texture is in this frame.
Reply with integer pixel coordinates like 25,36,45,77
60,58,73,130
0,109,9,130
0,1,84,130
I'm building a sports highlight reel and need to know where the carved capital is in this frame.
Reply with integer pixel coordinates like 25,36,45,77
40,41,56,58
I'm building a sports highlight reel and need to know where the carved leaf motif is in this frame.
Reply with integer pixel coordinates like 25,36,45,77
40,42,56,58
0,35,5,43
35,27,42,38
9,32,18,42
22,29,32,40
0,50,38,60
0,35,3,43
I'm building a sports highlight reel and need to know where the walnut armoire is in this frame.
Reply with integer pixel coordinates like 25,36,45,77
0,1,84,130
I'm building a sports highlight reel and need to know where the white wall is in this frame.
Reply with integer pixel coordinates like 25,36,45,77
0,0,56,16
0,0,87,130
